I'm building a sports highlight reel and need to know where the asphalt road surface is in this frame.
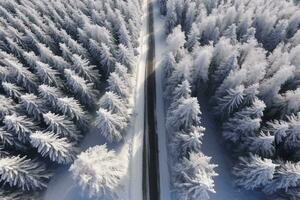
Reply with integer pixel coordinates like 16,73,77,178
143,0,160,199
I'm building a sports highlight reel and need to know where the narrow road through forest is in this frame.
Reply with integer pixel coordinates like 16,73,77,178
143,0,160,199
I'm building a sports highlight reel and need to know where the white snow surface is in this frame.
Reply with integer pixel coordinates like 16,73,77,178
43,0,148,199
153,0,172,199
127,0,148,198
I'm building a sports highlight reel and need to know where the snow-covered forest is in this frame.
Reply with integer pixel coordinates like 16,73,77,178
1,0,300,199
159,0,300,199
0,0,142,199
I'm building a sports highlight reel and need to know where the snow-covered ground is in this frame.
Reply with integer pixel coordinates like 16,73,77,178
127,0,148,198
153,0,172,199
198,94,265,200
43,1,148,199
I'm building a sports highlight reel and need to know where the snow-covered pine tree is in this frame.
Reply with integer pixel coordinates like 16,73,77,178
57,97,89,129
33,61,60,87
263,20,288,52
211,54,238,92
161,52,176,82
38,84,63,108
0,155,51,190
165,0,178,34
84,24,113,48
246,131,275,158
0,52,37,92
213,85,245,117
0,127,15,147
114,62,131,88
2,81,24,100
267,118,290,145
3,114,36,143
115,44,135,71
165,55,192,99
117,20,132,49
30,131,77,164
208,37,234,75
37,43,70,72
264,161,300,194
167,96,201,132
185,23,199,52
99,91,128,117
233,154,277,190
43,112,81,141
166,25,186,60
259,65,295,106
191,44,213,86
64,69,96,106
69,145,125,199
171,126,204,157
70,54,99,83
19,93,44,121
173,152,218,200
60,43,74,62
282,112,300,150
172,80,192,100
274,88,300,117
222,99,264,143
97,42,115,76
94,108,127,142
107,72,130,100
0,188,40,200
0,95,15,120
56,97,89,128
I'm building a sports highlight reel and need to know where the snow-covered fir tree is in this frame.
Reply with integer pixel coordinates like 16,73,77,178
94,108,127,142
99,91,128,118
30,131,77,164
167,97,201,132
70,145,125,199
64,69,96,106
233,154,277,190
107,72,130,99
264,161,300,194
2,82,23,100
173,152,218,200
0,155,51,190
56,97,89,128
0,95,15,120
43,112,81,141
19,93,44,121
3,114,36,143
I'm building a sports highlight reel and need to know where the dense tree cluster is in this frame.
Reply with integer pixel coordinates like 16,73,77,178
164,67,218,198
160,0,300,198
0,0,142,196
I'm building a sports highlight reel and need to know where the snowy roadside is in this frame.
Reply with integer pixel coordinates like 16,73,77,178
126,0,148,198
152,0,172,199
